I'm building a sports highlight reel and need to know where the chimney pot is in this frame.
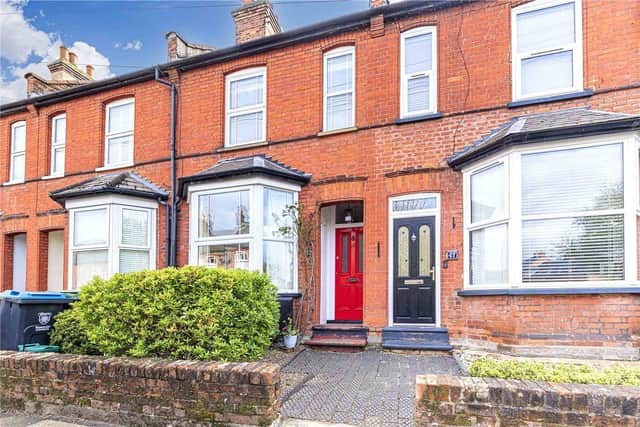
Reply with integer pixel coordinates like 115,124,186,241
370,0,388,7
86,65,94,77
59,45,69,61
68,52,77,64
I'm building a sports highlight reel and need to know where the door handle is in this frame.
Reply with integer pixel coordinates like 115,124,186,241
347,277,359,283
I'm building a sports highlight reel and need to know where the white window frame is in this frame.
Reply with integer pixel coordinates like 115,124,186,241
463,132,639,290
188,176,300,293
323,46,356,132
49,113,66,177
67,195,157,290
104,98,135,169
400,26,437,118
9,121,26,184
225,67,267,147
511,0,583,101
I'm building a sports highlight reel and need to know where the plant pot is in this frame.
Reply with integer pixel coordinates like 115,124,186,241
283,334,298,349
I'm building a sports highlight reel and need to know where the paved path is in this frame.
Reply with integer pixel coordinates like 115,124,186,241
279,348,461,426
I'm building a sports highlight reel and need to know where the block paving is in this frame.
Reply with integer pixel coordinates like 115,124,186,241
279,348,461,426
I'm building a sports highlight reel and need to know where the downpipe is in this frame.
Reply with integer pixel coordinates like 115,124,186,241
155,67,178,266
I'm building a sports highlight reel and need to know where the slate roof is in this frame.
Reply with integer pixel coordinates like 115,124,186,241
448,108,640,168
50,171,168,203
178,154,311,196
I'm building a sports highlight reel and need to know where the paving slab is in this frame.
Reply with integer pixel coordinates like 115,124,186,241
279,347,461,426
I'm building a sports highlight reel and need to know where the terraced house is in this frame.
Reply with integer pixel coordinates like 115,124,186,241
1,0,639,358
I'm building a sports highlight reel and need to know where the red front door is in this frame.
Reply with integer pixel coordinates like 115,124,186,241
335,227,364,321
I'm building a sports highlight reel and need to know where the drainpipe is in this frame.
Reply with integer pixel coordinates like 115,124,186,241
158,198,170,267
155,67,178,266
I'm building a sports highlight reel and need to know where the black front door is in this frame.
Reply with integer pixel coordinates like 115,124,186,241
393,217,436,323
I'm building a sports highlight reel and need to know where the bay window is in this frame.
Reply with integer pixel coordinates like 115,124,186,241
323,46,355,132
400,27,437,118
512,0,582,100
464,135,638,289
104,98,134,168
9,121,26,183
189,179,298,292
69,199,156,289
225,67,266,147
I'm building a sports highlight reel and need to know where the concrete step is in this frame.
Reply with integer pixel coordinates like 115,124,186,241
382,326,452,351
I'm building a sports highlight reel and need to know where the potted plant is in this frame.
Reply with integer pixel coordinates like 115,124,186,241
281,317,299,349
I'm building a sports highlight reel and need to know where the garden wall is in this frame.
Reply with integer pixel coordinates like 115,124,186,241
0,351,280,426
415,374,640,426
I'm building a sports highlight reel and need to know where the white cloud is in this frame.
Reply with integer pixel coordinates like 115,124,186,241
0,0,113,104
115,40,143,51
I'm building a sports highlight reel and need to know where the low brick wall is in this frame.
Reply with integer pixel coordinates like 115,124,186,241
0,351,280,426
415,374,640,426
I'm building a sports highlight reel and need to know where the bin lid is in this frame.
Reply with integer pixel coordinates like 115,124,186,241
18,344,60,353
1,290,73,304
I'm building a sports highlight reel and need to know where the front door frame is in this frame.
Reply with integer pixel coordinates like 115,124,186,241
387,193,441,327
320,204,365,324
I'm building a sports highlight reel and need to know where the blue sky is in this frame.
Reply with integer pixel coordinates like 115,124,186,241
0,0,367,103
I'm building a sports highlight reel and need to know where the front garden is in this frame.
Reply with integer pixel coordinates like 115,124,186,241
51,266,281,362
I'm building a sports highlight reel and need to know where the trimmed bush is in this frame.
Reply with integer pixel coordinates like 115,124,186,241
470,357,640,386
50,266,280,362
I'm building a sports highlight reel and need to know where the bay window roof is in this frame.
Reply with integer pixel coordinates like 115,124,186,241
50,171,168,204
178,154,310,196
448,108,640,169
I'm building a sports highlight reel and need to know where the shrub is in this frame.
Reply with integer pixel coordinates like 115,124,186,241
50,266,280,362
470,357,640,386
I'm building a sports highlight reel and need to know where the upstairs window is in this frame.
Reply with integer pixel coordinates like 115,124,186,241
105,98,134,168
9,121,26,183
50,114,66,176
324,46,355,132
512,0,582,100
225,67,267,147
400,27,437,118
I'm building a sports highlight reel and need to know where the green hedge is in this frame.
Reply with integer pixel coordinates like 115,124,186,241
470,357,640,386
50,266,280,362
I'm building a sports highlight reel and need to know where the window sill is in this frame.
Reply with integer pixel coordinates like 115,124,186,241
507,89,594,109
96,163,134,172
395,112,443,125
216,141,268,153
457,286,640,297
317,127,358,137
42,174,64,181
2,180,24,187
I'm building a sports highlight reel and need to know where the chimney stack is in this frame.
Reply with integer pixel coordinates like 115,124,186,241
232,0,282,44
370,0,388,6
86,65,94,77
68,51,77,65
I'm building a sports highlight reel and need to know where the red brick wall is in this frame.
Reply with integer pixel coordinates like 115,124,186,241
0,351,280,425
1,0,639,352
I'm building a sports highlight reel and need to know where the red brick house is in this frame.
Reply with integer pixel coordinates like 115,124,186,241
1,0,639,359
